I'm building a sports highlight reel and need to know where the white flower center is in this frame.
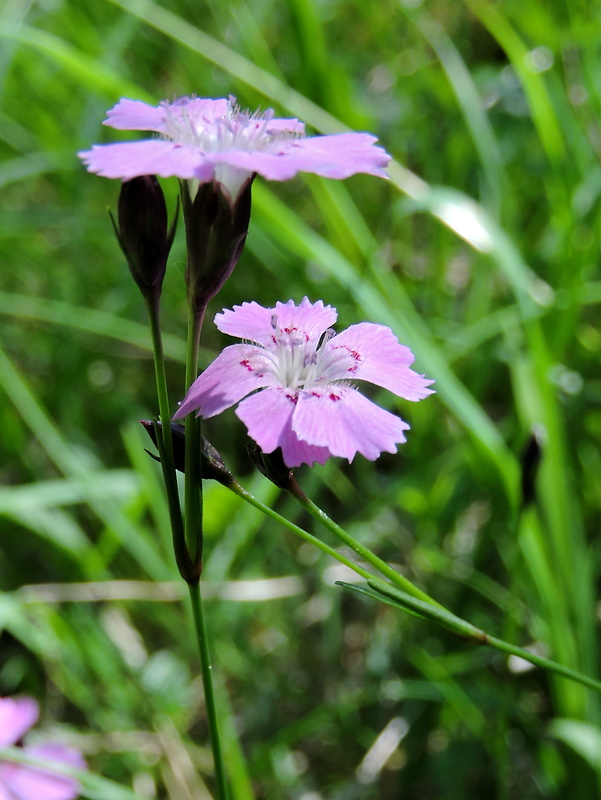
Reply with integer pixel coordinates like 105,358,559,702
162,97,303,154
262,316,358,392
160,97,305,201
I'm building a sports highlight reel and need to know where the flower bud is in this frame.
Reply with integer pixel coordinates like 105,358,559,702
247,443,295,490
140,420,234,486
182,177,253,314
111,176,177,301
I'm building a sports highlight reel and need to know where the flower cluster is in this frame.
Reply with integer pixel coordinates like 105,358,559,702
0,696,85,800
174,298,434,467
81,94,433,469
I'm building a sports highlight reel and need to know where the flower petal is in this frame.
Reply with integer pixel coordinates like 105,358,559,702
77,141,214,182
104,97,231,133
235,388,332,466
278,432,333,467
0,780,13,800
0,697,38,748
26,744,86,772
214,301,280,344
264,118,305,136
0,743,84,800
215,298,337,345
173,344,275,420
208,133,390,181
288,133,391,178
103,98,168,132
329,323,435,400
235,388,295,452
292,387,409,462
275,297,337,341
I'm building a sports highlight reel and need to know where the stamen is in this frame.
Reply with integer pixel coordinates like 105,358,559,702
161,97,304,157
318,328,336,349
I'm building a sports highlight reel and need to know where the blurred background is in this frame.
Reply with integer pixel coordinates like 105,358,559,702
1,0,601,797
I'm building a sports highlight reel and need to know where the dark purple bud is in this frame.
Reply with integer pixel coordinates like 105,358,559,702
111,176,178,301
247,443,295,490
182,177,253,314
140,420,234,486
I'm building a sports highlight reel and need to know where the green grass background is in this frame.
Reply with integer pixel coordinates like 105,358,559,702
1,0,601,797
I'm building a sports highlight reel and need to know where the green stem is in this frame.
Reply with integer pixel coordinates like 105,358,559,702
188,580,229,800
146,294,176,472
145,295,190,578
229,480,374,580
184,302,205,574
287,480,443,608
229,475,601,695
181,300,227,792
366,579,601,694
485,635,601,694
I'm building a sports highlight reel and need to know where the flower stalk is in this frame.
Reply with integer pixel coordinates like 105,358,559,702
145,296,191,579
225,474,601,696
284,474,442,608
183,299,205,579
188,581,229,800
343,579,601,695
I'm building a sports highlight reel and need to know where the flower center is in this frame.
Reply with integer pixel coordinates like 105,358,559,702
161,97,303,154
266,316,356,391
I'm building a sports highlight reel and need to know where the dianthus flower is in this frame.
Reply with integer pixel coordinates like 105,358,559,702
78,96,390,202
173,298,434,467
0,697,85,800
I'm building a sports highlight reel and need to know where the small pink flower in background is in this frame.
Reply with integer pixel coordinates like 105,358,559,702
78,96,390,202
173,298,434,467
0,697,85,800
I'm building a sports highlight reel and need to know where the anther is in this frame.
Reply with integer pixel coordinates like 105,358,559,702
318,328,336,349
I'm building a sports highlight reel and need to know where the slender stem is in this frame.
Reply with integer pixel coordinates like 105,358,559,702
367,579,601,694
229,480,374,581
146,294,176,472
188,580,229,800
287,480,443,608
181,299,228,790
230,476,601,694
184,300,204,394
184,302,205,574
229,471,601,696
485,634,601,694
145,295,190,577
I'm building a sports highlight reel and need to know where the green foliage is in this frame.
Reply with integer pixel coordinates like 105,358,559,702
2,0,601,797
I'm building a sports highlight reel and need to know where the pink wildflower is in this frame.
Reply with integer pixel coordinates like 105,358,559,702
0,697,85,800
173,298,434,467
78,96,390,202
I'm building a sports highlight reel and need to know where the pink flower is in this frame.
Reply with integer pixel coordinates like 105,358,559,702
0,697,85,800
173,298,434,467
78,96,390,202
